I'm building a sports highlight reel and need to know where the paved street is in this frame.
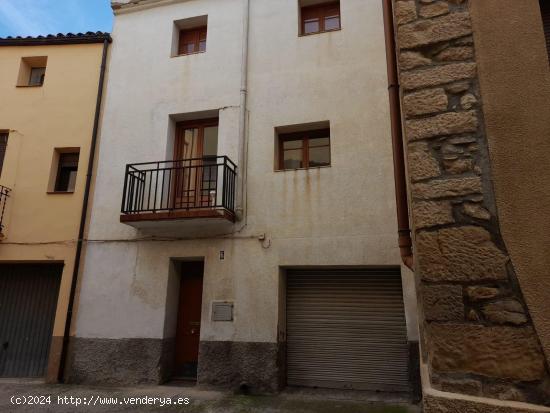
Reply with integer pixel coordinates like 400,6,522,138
0,379,420,413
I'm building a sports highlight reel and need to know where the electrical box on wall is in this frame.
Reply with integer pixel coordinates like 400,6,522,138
212,301,233,321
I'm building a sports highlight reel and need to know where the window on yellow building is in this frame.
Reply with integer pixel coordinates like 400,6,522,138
17,56,47,87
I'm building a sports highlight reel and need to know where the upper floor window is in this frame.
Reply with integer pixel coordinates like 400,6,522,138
300,1,341,36
179,26,207,55
172,16,208,57
49,150,79,193
277,127,331,170
541,0,550,62
17,56,47,87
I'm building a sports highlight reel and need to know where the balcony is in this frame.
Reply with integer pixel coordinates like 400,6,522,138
120,156,237,228
0,185,10,239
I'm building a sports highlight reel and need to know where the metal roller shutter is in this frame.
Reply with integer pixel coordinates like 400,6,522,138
0,264,62,377
286,268,410,392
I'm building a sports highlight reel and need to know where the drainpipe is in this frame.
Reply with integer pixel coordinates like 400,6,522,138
58,36,111,381
382,0,414,270
235,0,250,221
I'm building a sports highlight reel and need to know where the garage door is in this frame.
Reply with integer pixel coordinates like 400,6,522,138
0,264,62,377
286,268,410,392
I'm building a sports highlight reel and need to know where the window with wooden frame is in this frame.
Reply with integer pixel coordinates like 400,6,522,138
300,1,341,36
541,0,550,62
178,26,207,55
278,128,331,170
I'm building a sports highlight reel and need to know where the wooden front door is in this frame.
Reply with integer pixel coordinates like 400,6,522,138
173,119,219,210
174,261,204,379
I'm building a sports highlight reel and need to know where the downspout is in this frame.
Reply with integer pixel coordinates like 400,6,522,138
236,0,250,221
58,36,111,381
382,0,414,269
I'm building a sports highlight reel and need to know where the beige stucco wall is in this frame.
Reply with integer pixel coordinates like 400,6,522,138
470,0,550,363
0,43,104,376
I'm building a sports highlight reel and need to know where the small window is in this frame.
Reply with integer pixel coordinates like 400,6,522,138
54,153,79,192
301,1,341,36
541,0,550,62
0,133,8,176
17,56,47,87
29,67,46,86
278,128,331,170
178,26,207,55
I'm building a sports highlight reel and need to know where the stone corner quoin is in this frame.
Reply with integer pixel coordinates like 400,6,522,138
392,0,550,407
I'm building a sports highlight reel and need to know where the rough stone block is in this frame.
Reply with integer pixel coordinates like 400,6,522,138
443,157,474,174
424,393,547,413
463,202,491,220
445,81,470,94
412,176,482,199
402,62,477,91
419,2,449,19
483,299,528,326
408,141,441,181
406,110,478,140
395,1,417,25
436,46,474,62
403,88,448,117
398,12,472,49
399,51,431,70
466,286,500,301
428,324,546,381
433,376,482,396
461,93,477,109
413,200,454,229
416,226,508,282
423,284,464,321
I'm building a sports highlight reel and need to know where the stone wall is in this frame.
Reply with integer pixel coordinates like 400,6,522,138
393,0,550,406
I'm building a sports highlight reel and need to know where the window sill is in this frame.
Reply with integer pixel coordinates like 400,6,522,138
299,28,341,37
47,191,74,195
171,50,206,58
275,165,331,172
16,84,43,88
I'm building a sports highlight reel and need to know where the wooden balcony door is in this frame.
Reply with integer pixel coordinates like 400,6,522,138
173,119,219,209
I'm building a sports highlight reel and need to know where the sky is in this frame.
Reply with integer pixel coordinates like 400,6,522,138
0,0,113,38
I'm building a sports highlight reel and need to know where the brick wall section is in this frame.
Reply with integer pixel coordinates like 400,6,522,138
393,0,550,405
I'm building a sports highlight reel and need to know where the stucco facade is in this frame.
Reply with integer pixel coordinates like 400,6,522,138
69,0,420,395
0,36,109,381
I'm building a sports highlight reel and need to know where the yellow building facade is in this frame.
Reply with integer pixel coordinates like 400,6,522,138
0,33,110,382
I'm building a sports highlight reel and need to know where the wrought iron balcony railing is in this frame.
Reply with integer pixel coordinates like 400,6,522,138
121,156,237,221
0,185,10,234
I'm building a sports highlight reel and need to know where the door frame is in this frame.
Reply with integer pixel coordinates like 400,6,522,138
173,260,205,380
173,118,219,209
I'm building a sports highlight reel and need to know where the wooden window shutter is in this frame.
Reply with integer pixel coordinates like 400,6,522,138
542,0,550,62
0,134,8,176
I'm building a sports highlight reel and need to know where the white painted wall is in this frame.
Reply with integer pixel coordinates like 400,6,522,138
75,0,419,344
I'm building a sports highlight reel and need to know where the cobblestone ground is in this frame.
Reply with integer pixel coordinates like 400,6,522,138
0,380,420,413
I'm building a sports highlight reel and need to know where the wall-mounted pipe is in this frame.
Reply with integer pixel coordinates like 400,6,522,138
236,0,250,221
58,36,111,381
382,0,414,269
